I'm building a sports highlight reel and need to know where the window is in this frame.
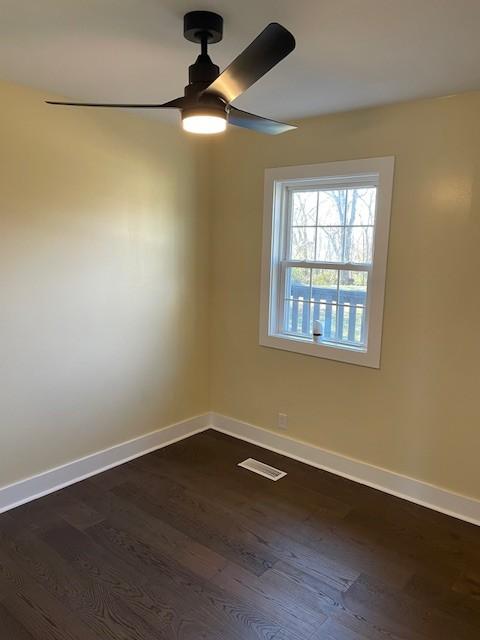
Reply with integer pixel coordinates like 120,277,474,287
260,157,394,368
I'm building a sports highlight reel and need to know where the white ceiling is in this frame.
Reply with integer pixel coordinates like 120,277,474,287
1,0,480,121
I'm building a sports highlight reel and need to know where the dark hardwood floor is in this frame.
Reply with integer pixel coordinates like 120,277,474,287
1,429,479,639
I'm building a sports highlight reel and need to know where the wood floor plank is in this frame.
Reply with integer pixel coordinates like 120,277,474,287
144,433,413,588
313,615,382,640
155,430,352,519
131,450,413,586
66,479,228,581
0,429,479,639
112,478,279,576
119,457,361,590
344,573,479,640
85,519,283,640
40,521,229,640
212,560,321,639
405,570,480,631
0,548,101,640
141,442,351,534
0,601,37,640
0,514,171,640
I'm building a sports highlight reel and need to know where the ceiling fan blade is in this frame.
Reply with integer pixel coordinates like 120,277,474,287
228,107,296,135
205,23,295,104
45,97,184,109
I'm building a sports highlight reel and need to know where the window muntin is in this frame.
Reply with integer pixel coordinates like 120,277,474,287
260,157,394,368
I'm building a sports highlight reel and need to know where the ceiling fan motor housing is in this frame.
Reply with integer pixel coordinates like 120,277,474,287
187,55,220,92
184,52,224,116
181,92,228,123
183,11,226,118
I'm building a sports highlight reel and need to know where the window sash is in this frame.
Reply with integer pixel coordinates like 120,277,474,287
280,260,371,271
283,176,379,191
278,176,378,344
281,303,368,346
277,260,372,342
277,180,376,344
283,182,377,259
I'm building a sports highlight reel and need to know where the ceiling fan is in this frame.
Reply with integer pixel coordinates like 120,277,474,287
46,11,296,135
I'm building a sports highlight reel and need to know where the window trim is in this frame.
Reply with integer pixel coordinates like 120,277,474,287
259,157,395,368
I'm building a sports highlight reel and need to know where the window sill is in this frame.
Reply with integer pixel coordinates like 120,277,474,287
259,333,380,368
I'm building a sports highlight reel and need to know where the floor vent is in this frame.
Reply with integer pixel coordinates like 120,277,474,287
238,458,287,481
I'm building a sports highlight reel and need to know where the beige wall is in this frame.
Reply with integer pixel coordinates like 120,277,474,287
0,81,209,487
210,92,480,500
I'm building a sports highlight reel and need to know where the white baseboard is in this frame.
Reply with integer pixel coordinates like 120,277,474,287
2,410,479,527
210,413,480,527
0,414,210,514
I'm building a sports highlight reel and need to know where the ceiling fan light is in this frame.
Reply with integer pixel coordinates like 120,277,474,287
182,113,227,134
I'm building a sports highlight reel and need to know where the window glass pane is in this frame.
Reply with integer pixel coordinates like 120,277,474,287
290,227,316,260
292,191,317,226
335,304,367,346
286,267,311,300
346,188,376,226
316,227,344,262
282,270,367,347
311,269,338,305
283,299,367,346
284,299,312,336
317,190,345,226
285,300,342,340
345,226,373,263
313,303,337,341
338,271,367,307
354,306,367,344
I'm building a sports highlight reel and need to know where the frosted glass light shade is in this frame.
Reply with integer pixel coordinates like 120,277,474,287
182,114,227,134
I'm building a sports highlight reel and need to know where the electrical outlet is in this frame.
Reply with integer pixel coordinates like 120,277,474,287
277,413,288,430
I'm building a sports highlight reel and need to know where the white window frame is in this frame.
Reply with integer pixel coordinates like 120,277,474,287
259,157,394,368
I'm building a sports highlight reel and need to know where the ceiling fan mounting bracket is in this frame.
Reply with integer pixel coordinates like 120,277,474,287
184,11,223,45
